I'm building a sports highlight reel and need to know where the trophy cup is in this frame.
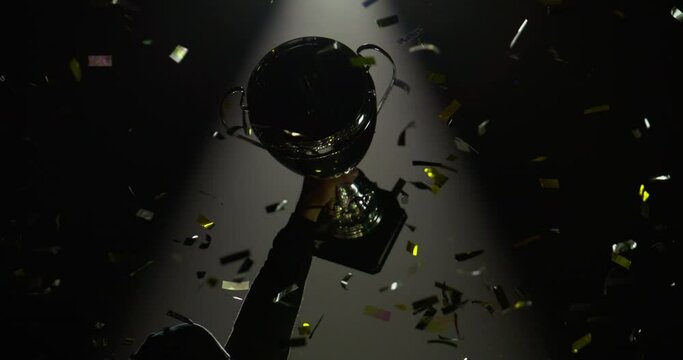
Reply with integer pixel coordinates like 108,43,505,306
221,36,407,274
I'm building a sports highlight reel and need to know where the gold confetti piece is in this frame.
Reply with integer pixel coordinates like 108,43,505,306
197,214,215,229
129,260,154,277
169,45,189,63
571,333,592,353
69,58,82,82
87,55,112,67
531,155,548,162
427,72,447,84
672,6,683,22
340,273,353,290
297,322,311,336
424,167,448,193
513,300,533,309
409,43,441,54
509,19,528,49
611,253,632,270
395,304,409,311
221,280,250,291
438,99,462,121
406,241,419,256
638,184,650,202
135,208,154,221
477,119,490,136
350,56,376,67
612,239,637,254
538,178,560,189
363,305,391,321
376,15,399,27
583,104,610,115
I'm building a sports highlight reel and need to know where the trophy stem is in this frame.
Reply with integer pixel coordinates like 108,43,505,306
329,169,382,239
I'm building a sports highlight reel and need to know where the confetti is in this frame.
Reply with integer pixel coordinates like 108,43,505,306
424,167,448,193
122,338,135,345
471,300,495,314
340,273,353,290
169,45,189,63
409,43,441,54
199,234,212,250
222,280,250,291
394,78,411,93
410,181,432,191
297,323,311,336
69,58,82,82
455,250,484,261
583,104,610,115
455,266,487,276
309,314,324,339
363,305,391,321
438,99,462,121
531,155,548,162
379,281,402,292
426,315,451,333
611,253,632,270
273,283,299,303
398,27,425,46
196,271,206,279
412,295,439,312
538,178,560,189
376,15,399,27
206,277,219,287
87,55,112,67
405,223,416,232
212,130,226,140
491,285,510,310
350,56,376,67
453,137,478,154
643,117,651,129
135,208,154,221
232,296,243,301
142,39,153,45
196,214,215,230
427,72,447,84
220,250,250,265
129,260,154,277
477,119,490,136
265,199,289,213
166,310,194,324
571,333,592,353
415,307,437,330
672,6,683,22
362,0,377,7
181,235,199,246
237,258,254,273
406,241,419,256
397,121,416,146
638,184,650,202
612,239,637,254
513,300,533,309
649,175,670,182
509,19,528,49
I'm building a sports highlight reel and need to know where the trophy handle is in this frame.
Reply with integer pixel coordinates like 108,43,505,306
219,86,265,149
356,44,397,114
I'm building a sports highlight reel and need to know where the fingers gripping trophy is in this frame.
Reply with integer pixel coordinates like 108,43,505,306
221,37,407,274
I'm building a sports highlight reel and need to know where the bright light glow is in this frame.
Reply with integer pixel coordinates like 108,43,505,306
644,118,650,129
651,175,671,181
390,282,399,290
412,245,419,256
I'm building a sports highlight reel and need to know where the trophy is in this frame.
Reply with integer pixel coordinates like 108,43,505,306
221,36,407,274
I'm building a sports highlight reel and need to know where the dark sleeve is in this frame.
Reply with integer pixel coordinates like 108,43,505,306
225,214,318,360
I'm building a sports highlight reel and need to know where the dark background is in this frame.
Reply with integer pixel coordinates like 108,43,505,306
2,0,681,359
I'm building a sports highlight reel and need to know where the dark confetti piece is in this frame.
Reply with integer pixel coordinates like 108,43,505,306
491,285,510,310
377,15,399,27
415,307,437,330
220,250,250,265
237,258,254,273
288,337,307,347
427,339,458,348
196,271,206,279
412,295,439,312
455,249,484,261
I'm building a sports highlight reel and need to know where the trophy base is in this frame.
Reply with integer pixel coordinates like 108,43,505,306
313,186,407,274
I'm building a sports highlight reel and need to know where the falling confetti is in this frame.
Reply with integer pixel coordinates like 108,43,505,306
87,55,112,67
405,223,416,232
379,281,402,292
340,273,353,290
166,310,194,324
122,338,135,345
363,305,391,321
611,253,632,270
638,184,650,202
135,208,154,221
455,266,486,276
397,27,425,46
471,300,495,314
221,280,250,291
415,307,437,330
477,119,490,136
509,19,529,49
273,283,299,303
237,258,254,273
265,199,288,213
513,300,533,309
583,104,610,115
672,6,683,22
424,167,448,193
406,241,419,256
220,250,250,265
538,178,560,189
453,137,478,154
531,155,548,162
571,333,592,353
425,315,450,333
649,174,670,182
454,249,484,261
438,99,462,121
491,285,511,310
612,239,637,254
397,121,415,146
196,214,215,229
362,0,377,7
409,43,441,54
142,39,153,45
350,56,376,67
394,78,411,93
212,130,226,140
308,314,324,339
169,45,189,63
376,15,399,27
297,322,311,336
427,339,458,348
413,295,439,312
69,58,82,82
129,260,154,277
